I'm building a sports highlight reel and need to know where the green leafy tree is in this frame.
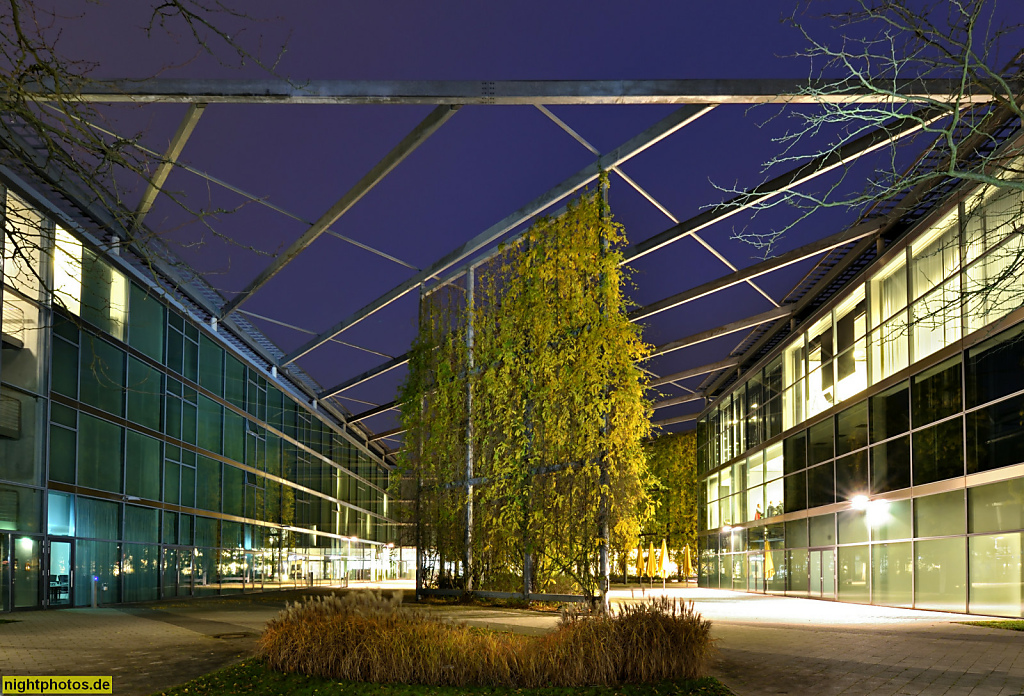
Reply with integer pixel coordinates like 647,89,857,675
394,181,653,599
642,431,699,579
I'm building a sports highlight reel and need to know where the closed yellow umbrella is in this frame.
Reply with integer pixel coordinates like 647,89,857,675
636,541,645,579
682,544,695,579
647,541,657,577
764,539,775,580
659,538,668,579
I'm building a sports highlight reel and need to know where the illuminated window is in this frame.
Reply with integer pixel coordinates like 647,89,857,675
53,226,82,315
834,287,867,401
2,194,44,301
51,226,128,340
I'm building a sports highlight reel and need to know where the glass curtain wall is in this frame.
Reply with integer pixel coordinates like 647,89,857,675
0,179,399,610
698,167,1024,616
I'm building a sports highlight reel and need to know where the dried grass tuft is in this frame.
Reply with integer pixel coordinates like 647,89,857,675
258,593,714,688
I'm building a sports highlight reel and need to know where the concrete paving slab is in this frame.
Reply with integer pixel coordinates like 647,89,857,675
0,583,1022,696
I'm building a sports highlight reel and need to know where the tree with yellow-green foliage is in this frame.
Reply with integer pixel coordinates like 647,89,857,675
394,179,654,600
642,431,699,578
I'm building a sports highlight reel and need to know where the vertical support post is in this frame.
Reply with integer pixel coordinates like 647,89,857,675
415,286,425,601
597,175,611,613
464,266,475,593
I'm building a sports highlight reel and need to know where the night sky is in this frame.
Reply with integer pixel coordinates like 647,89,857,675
42,1,948,445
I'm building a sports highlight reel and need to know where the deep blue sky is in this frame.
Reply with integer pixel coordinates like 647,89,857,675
43,1,982,443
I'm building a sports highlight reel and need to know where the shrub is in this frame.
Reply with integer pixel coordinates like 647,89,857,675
258,591,714,688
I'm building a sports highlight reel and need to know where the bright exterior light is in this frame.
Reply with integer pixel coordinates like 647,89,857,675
851,495,869,511
721,525,733,533
866,499,892,527
17,537,34,552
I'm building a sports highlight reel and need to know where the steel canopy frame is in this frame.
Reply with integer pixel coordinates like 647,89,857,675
31,78,1001,105
20,77,996,450
314,106,947,404
220,104,461,317
134,103,206,227
296,103,716,373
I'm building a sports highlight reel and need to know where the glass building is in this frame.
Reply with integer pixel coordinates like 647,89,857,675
698,165,1024,616
0,176,400,610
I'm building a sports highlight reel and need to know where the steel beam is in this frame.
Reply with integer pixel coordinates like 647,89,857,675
652,392,705,410
322,353,409,398
652,413,701,427
650,305,795,358
236,308,394,359
369,426,406,442
134,103,206,227
34,78,999,105
631,220,883,322
47,103,421,272
221,104,460,318
623,107,947,264
535,104,777,307
350,400,398,423
288,103,715,367
649,358,743,387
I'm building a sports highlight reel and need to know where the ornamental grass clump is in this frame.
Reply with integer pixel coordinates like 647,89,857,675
258,592,714,688
258,591,523,687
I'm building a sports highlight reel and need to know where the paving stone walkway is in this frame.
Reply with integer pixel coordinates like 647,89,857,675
0,584,1022,695
652,588,1024,696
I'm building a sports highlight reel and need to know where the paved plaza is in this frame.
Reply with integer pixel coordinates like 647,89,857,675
0,584,1022,695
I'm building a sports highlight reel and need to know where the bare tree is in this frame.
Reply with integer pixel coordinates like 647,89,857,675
0,0,284,305
720,0,1024,253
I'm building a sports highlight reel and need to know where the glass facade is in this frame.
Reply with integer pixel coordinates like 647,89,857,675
698,171,1024,617
1,181,401,610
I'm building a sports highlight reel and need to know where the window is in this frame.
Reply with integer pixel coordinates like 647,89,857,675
870,312,909,384
963,184,1024,332
198,335,224,396
915,490,965,537
783,472,806,513
126,357,162,431
79,336,125,416
4,194,45,302
871,253,908,329
968,479,1024,534
197,395,223,454
808,418,834,466
196,457,222,512
915,537,966,612
967,393,1024,474
807,462,834,509
77,414,123,493
870,381,909,442
834,288,868,401
910,212,960,301
128,283,165,361
965,322,1024,408
872,542,912,607
912,417,964,486
836,401,868,456
835,451,868,501
911,357,962,428
66,235,130,341
806,314,834,417
124,430,161,501
970,533,1024,617
870,436,910,494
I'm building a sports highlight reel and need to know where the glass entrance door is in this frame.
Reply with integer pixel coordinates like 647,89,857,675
13,536,40,608
162,547,194,598
809,548,835,599
48,540,72,607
